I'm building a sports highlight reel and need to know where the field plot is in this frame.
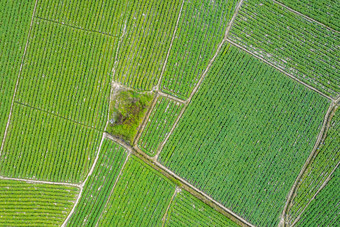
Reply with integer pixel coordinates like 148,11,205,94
159,44,329,226
67,139,128,226
276,0,340,31
98,155,175,226
137,96,183,156
295,166,340,226
0,179,79,226
114,0,182,91
0,104,102,183
16,18,117,130
36,0,128,37
160,0,238,99
287,107,339,224
0,0,35,145
164,190,239,227
228,0,340,98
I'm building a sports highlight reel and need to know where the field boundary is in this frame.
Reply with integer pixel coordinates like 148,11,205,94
158,91,187,104
14,101,101,132
35,16,120,38
0,0,39,155
281,101,337,225
225,39,334,101
0,175,81,188
273,0,340,34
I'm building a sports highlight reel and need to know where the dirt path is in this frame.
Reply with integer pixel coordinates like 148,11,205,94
280,101,337,226
0,0,39,155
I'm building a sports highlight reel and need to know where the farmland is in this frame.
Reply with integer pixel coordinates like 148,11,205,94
159,44,329,226
0,104,102,183
0,0,35,148
113,0,182,91
1,0,339,226
164,189,239,226
97,156,176,226
67,139,128,226
160,0,238,99
229,0,340,98
137,96,184,156
286,107,339,224
0,179,79,226
276,0,340,30
16,18,116,130
36,0,126,37
295,167,340,226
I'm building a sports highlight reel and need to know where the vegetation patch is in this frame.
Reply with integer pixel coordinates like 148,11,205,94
106,89,154,144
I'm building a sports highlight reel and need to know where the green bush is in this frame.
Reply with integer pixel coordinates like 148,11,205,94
106,90,153,143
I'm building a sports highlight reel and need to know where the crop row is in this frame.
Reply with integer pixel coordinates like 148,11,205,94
36,0,127,37
138,96,183,156
165,190,239,226
296,166,339,226
159,44,329,226
0,179,79,226
114,0,182,91
67,139,128,226
277,0,339,31
16,18,116,130
0,103,102,183
160,0,238,99
287,107,339,224
0,0,35,147
229,0,340,98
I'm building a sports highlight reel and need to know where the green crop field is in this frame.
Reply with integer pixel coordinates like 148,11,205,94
1,0,339,226
229,0,340,98
0,104,102,183
16,18,116,130
36,0,126,37
287,107,339,224
0,0,35,146
160,0,238,99
159,44,329,226
164,190,239,226
296,167,340,226
114,0,182,91
0,179,79,226
98,155,176,226
137,96,184,156
276,0,340,31
67,139,128,226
